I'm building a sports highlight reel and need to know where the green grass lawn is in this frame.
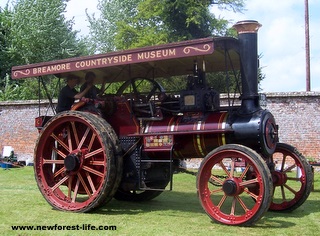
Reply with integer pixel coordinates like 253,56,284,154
1,166,320,236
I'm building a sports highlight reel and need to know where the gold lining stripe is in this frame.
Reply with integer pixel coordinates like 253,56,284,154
196,120,206,156
219,113,228,145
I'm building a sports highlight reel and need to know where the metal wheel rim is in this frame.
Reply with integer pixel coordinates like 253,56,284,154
269,143,312,211
197,145,272,226
34,112,116,212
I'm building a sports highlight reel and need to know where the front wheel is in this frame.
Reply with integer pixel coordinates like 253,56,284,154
197,144,273,226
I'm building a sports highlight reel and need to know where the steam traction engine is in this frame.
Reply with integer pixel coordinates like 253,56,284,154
12,21,313,226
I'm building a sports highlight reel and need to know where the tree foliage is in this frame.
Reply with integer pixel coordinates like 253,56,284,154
8,0,83,65
0,5,12,82
1,0,255,100
88,0,245,52
87,0,246,93
0,0,85,101
86,0,142,53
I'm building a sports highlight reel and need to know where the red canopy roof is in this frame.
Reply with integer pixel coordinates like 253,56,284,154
12,37,239,84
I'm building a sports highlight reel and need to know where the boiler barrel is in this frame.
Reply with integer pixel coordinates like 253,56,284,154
143,112,231,159
142,109,277,159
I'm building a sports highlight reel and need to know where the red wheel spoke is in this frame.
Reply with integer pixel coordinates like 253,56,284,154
84,148,103,159
85,172,97,193
78,127,90,149
239,178,258,187
243,188,258,200
77,173,92,197
276,183,298,201
68,176,74,199
219,161,231,177
235,195,250,212
231,197,236,215
287,177,300,181
88,133,96,152
52,147,67,159
67,126,73,151
210,175,224,185
53,167,66,178
72,178,80,203
89,160,105,166
51,176,69,191
43,159,64,165
71,121,80,147
82,165,104,178
210,188,223,195
210,187,224,194
51,133,69,152
217,194,227,209
283,164,296,172
283,184,297,194
280,185,286,200
280,155,287,171
240,164,250,179
229,159,236,177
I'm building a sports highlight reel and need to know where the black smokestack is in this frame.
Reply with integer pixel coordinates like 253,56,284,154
233,20,262,114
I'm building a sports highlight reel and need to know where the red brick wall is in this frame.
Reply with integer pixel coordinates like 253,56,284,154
0,101,54,161
0,92,319,161
265,92,320,160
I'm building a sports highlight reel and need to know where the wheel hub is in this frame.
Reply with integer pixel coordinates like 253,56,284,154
64,153,80,172
271,171,288,186
223,180,237,195
222,178,243,196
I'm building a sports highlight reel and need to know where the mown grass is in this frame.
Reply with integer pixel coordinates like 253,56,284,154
0,166,320,236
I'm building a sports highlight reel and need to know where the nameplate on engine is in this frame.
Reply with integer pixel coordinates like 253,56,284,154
143,135,174,151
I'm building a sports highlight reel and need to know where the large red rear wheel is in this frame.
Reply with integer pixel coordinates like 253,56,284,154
34,111,119,212
197,144,273,226
269,143,313,211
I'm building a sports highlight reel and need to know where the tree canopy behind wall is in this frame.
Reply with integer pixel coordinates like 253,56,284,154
0,0,85,100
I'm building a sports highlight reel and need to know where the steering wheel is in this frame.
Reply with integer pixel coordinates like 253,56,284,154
116,77,165,101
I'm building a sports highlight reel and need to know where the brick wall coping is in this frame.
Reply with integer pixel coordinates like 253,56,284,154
0,99,58,106
219,91,320,99
1,91,319,106
265,91,320,98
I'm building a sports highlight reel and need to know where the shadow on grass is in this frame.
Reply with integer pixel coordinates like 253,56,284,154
242,197,319,228
90,188,317,228
311,189,320,193
254,207,313,228
93,190,204,216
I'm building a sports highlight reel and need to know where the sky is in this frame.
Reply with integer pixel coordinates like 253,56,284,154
1,0,319,92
